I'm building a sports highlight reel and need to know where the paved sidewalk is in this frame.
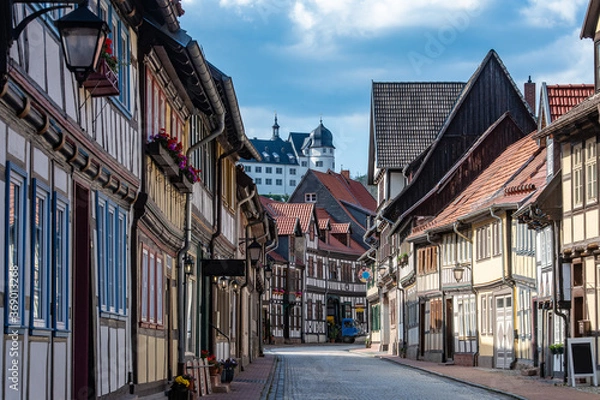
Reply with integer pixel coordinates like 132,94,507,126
352,347,600,400
201,353,277,400
198,345,600,399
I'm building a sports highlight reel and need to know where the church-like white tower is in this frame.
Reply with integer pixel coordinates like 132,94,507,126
240,116,336,196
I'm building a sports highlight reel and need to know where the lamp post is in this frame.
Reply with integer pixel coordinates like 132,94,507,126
184,255,194,276
247,239,262,267
452,263,471,283
1,1,109,89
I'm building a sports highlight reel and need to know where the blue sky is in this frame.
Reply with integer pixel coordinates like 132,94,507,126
179,0,593,178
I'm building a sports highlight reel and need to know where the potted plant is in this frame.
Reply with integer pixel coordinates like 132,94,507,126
328,322,339,343
397,252,408,265
168,374,194,400
549,343,564,355
207,354,222,376
220,358,238,384
82,37,120,96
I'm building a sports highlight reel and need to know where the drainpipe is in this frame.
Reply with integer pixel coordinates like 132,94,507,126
176,112,225,374
238,213,266,367
427,232,445,363
551,220,569,383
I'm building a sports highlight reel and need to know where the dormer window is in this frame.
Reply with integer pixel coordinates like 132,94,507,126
288,154,296,163
262,152,270,161
273,153,280,162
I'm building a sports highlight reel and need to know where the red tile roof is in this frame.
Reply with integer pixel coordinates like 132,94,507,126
410,133,546,237
261,197,315,234
331,222,350,234
274,216,300,236
546,84,594,123
311,170,377,212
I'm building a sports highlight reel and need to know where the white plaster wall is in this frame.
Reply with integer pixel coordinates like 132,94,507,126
28,341,49,399
33,147,49,181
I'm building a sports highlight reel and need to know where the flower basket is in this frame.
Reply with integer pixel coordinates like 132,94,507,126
171,173,193,193
168,374,193,400
209,364,222,376
83,58,119,97
146,141,180,178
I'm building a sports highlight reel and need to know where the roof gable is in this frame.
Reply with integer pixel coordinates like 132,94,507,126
409,133,545,238
384,50,537,224
538,83,594,129
369,81,465,174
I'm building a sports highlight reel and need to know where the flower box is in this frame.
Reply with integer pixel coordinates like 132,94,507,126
83,58,119,97
146,141,180,178
171,173,193,193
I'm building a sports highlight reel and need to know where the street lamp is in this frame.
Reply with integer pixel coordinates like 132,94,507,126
218,276,229,291
184,255,194,276
452,263,471,283
54,3,110,85
247,239,262,267
230,279,240,293
264,262,272,281
1,1,109,89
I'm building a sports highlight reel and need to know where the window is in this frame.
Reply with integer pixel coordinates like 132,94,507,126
6,163,27,328
256,166,262,173
96,194,128,316
417,246,437,275
265,178,272,185
476,225,491,260
276,167,282,174
53,194,69,331
255,178,262,185
301,161,308,167
573,144,583,206
276,179,282,186
32,181,51,328
491,221,501,256
289,180,296,186
316,161,323,167
98,0,131,110
266,167,272,174
290,168,296,175
586,140,597,203
305,193,317,203
141,247,164,325
307,299,313,320
246,165,252,172
596,40,600,91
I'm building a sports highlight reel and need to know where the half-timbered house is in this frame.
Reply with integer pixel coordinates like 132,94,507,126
1,1,141,398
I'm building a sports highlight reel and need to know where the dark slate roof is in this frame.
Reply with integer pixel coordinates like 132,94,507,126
289,132,310,156
303,121,335,149
241,137,298,165
371,82,465,169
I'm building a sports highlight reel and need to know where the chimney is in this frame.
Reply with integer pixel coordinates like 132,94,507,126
524,76,536,114
341,170,350,180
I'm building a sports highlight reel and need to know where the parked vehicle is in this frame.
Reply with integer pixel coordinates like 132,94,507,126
341,318,364,343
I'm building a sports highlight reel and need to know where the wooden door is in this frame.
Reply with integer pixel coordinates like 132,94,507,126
72,184,93,399
495,295,513,369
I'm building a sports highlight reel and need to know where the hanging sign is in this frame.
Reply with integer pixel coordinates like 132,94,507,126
358,267,372,283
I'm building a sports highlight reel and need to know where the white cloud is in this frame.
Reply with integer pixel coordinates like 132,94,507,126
510,27,593,86
519,0,588,27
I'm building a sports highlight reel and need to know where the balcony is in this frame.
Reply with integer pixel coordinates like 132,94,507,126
82,59,119,97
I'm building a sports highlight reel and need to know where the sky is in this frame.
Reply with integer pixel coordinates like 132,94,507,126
178,0,593,178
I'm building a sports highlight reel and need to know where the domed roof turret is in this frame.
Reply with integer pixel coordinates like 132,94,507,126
308,119,334,148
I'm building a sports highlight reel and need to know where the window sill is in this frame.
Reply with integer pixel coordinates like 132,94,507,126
139,322,165,330
100,311,128,321
30,328,53,337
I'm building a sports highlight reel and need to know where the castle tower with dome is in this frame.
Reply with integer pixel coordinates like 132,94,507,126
240,115,336,196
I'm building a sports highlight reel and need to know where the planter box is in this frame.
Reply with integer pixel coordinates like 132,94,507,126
83,58,120,97
146,142,180,178
171,173,193,193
